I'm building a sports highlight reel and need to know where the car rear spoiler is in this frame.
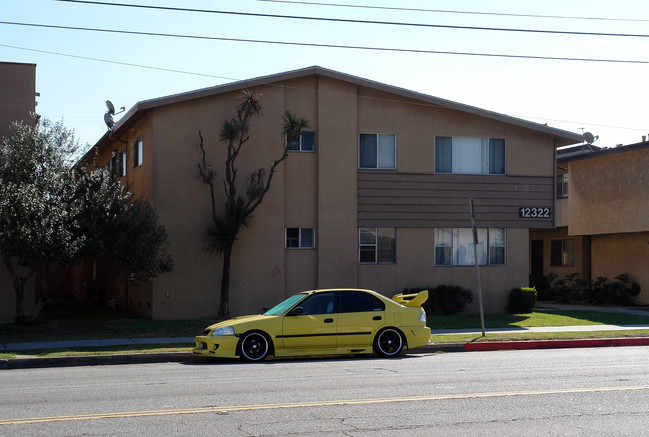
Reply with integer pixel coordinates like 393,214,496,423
392,290,428,307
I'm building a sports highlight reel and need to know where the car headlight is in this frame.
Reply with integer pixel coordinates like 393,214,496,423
419,309,426,323
211,326,235,336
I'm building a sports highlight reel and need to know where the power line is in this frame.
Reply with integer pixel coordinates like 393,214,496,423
256,0,649,23
2,22,647,64
0,43,238,80
55,0,649,39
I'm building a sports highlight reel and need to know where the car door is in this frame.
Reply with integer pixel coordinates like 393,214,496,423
336,290,386,349
280,292,337,352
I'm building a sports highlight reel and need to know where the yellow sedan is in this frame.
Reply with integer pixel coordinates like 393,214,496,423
193,288,430,361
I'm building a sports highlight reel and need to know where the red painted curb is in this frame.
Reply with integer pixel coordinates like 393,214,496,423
464,337,649,352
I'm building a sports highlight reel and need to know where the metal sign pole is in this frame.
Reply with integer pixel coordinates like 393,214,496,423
469,198,486,337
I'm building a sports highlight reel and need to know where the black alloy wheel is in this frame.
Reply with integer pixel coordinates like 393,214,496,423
374,328,404,357
239,332,270,361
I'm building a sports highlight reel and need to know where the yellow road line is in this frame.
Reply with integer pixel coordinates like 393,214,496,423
2,385,649,425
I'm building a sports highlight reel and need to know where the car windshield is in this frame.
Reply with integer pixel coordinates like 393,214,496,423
264,293,307,316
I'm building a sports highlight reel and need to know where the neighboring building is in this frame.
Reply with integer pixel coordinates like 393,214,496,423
74,66,582,319
530,140,649,303
0,61,38,322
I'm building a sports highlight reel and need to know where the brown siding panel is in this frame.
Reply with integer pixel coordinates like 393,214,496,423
358,171,554,228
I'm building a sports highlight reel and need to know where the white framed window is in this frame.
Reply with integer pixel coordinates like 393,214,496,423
120,150,127,177
550,239,574,266
359,134,396,169
285,228,315,249
359,227,396,264
287,131,315,152
133,137,143,168
435,136,505,175
434,228,506,266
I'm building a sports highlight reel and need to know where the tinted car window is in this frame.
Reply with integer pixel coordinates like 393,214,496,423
299,292,335,315
340,291,385,313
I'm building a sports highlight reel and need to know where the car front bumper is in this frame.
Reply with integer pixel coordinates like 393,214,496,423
192,335,239,359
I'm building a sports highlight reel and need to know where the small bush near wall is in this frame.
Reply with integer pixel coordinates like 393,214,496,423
506,287,538,313
435,284,473,315
399,285,473,315
548,272,641,306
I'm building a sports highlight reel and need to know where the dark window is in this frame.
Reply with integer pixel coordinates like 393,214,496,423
133,137,143,168
340,291,385,313
551,239,574,267
299,292,335,315
285,228,314,249
287,131,316,152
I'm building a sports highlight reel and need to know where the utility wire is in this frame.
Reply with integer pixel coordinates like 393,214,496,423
256,0,649,23
55,0,649,39
2,22,647,64
0,43,238,80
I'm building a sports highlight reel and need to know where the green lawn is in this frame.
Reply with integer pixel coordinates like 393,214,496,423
427,310,649,330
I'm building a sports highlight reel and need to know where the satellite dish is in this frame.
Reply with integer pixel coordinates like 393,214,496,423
104,112,115,129
106,100,116,115
583,132,597,144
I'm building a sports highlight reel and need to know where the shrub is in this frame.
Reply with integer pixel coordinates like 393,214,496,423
548,272,641,306
587,273,641,305
506,287,537,313
435,284,473,315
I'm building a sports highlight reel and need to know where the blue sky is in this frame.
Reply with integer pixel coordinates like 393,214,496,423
2,0,648,150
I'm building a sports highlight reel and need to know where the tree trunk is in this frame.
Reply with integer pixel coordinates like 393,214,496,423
4,259,31,323
218,241,233,319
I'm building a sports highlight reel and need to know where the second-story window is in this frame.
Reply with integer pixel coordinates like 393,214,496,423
117,150,126,177
133,137,143,168
359,134,396,169
435,136,505,175
556,173,569,198
287,131,316,152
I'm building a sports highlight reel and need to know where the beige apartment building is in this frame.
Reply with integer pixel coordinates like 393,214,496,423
0,62,38,322
74,66,581,319
530,140,649,303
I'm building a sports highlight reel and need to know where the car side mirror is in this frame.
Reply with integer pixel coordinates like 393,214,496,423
286,307,304,317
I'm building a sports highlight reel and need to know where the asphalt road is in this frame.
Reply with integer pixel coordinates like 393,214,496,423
2,347,649,436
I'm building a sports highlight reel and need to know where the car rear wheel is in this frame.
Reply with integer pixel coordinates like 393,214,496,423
239,332,270,361
374,328,404,357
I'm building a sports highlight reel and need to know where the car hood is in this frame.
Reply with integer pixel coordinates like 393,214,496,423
205,314,276,332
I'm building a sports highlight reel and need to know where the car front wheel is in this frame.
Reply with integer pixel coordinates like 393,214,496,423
239,332,270,361
374,328,404,357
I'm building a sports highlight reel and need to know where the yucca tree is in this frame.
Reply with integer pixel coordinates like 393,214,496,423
198,90,309,318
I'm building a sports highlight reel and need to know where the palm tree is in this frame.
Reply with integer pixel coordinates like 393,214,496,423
198,90,310,318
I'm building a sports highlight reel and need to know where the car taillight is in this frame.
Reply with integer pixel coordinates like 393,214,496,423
419,309,426,323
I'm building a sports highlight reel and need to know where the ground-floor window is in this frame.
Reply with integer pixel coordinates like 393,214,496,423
550,238,574,266
359,227,396,264
434,228,506,266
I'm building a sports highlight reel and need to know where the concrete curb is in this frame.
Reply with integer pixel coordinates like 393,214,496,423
0,352,201,370
464,337,649,352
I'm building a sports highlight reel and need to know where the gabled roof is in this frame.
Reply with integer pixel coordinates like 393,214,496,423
94,65,583,151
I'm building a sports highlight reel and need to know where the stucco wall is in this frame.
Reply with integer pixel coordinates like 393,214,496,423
0,62,36,141
569,147,649,235
590,232,649,304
